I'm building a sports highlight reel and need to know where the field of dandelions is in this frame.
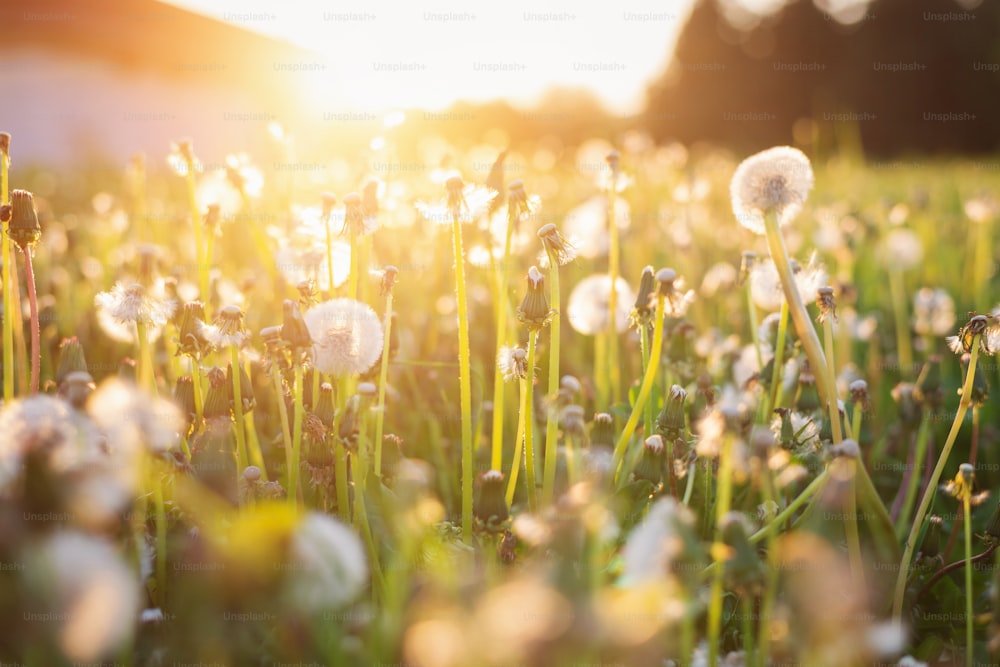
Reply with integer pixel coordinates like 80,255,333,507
1,126,1000,667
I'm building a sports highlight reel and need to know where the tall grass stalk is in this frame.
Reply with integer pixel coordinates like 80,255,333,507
541,260,562,505
450,210,476,541
522,330,539,511
491,205,518,470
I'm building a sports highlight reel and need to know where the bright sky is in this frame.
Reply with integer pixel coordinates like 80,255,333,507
164,0,698,113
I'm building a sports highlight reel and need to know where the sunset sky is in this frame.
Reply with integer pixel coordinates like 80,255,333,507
163,0,700,113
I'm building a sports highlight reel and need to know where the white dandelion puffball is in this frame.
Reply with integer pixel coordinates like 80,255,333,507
25,531,140,662
730,146,814,235
562,194,631,259
913,288,955,337
567,274,635,335
94,282,175,344
621,497,696,584
286,513,368,611
88,378,186,455
878,228,924,271
304,299,384,376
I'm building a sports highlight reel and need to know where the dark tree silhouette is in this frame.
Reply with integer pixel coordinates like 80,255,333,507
644,0,1000,156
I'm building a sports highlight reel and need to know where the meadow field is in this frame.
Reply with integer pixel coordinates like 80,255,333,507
0,127,999,667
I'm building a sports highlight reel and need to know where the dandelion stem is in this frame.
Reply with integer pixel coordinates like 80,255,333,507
523,329,539,511
451,213,476,541
893,336,981,621
747,280,764,372
896,414,931,540
230,345,249,476
845,459,865,587
185,168,208,314
612,292,666,484
374,290,394,478
963,491,974,667
851,398,865,444
21,249,39,395
325,210,336,297
290,363,304,504
767,300,789,415
763,211,830,407
822,316,843,444
491,208,518,471
269,363,295,505
639,325,654,437
889,267,914,379
135,320,156,396
191,361,205,425
707,431,736,667
542,257,562,506
2,141,13,400
151,466,168,608
506,379,527,508
607,195,621,405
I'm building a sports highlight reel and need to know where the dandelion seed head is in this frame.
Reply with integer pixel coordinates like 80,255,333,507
89,378,185,455
567,274,635,336
562,195,630,259
498,345,528,382
287,513,368,611
913,288,955,337
203,305,248,349
878,229,924,270
621,497,697,584
730,146,814,235
305,299,384,377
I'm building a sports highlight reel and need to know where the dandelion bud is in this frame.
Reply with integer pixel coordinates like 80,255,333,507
633,435,665,484
226,363,254,413
243,465,262,482
630,266,656,328
380,265,398,297
321,192,337,218
59,371,95,410
538,223,576,266
280,300,311,351
9,189,41,250
657,384,688,442
173,375,197,427
474,470,509,527
795,367,821,413
177,302,211,357
891,382,922,431
203,367,231,419
591,413,615,449
314,382,336,428
516,266,554,330
815,286,837,323
55,337,88,385
207,305,248,349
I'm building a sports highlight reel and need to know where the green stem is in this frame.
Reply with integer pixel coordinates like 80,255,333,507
290,364,304,504
524,329,539,511
230,345,249,475
505,380,527,508
491,209,517,471
612,293,666,484
185,168,208,313
889,267,914,379
762,212,830,407
607,196,621,405
757,458,781,667
851,400,864,443
594,332,608,409
964,493,974,667
707,432,736,667
374,292,394,477
542,258,561,505
452,214,475,541
640,325,653,437
845,460,865,586
896,415,931,540
270,363,295,505
767,300,789,416
152,470,168,608
136,320,156,395
893,338,981,621
823,317,843,444
22,250,39,395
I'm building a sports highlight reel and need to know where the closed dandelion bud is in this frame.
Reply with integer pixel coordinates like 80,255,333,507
9,189,41,251
173,375,197,427
321,192,337,218
634,435,665,484
795,367,821,413
892,382,922,431
59,371,95,410
55,337,88,385
516,266,554,329
380,265,398,297
591,412,615,449
657,384,688,441
921,515,945,557
738,251,757,286
203,367,231,419
314,382,336,428
630,266,656,329
226,363,254,413
474,470,509,527
281,299,311,351
177,301,210,357
815,285,837,322
720,512,766,593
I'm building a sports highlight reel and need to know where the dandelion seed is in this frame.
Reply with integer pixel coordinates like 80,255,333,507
202,305,249,349
94,282,175,344
749,255,827,313
730,146,814,235
566,274,635,335
304,299,384,377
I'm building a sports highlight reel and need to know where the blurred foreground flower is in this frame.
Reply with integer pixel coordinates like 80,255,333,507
566,274,635,335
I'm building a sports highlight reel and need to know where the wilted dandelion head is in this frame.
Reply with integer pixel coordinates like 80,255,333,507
304,299,384,376
537,223,577,267
947,313,1000,356
415,175,496,225
567,274,635,335
203,304,248,349
913,287,955,337
94,282,175,344
730,146,814,235
25,531,140,662
498,345,528,382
